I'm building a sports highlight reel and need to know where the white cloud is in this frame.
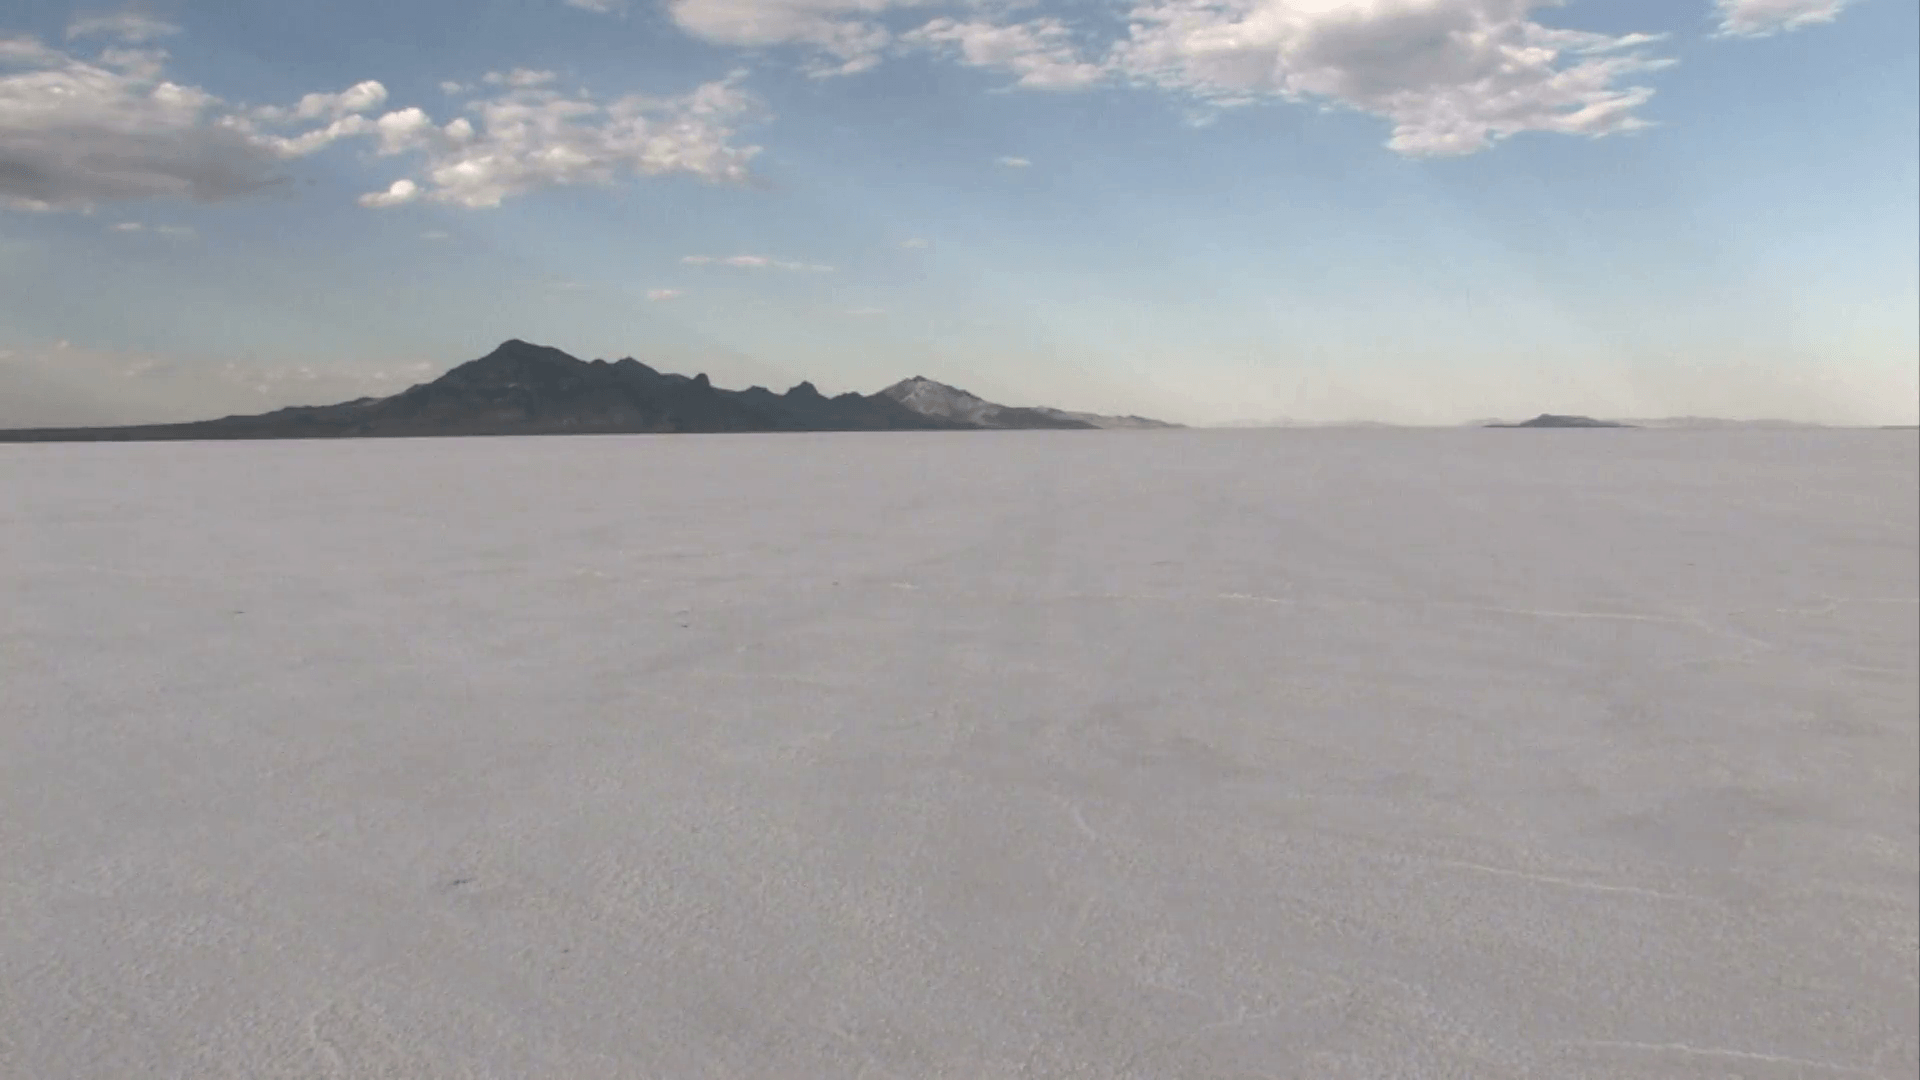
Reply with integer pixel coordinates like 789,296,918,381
109,221,144,231
996,155,1031,167
0,34,355,209
439,80,468,95
299,80,390,120
421,229,452,240
682,254,833,271
0,35,760,212
566,0,630,12
64,13,180,43
1108,0,1671,156
902,16,1104,88
647,287,684,300
358,178,420,208
1714,0,1855,36
355,72,763,208
249,79,390,125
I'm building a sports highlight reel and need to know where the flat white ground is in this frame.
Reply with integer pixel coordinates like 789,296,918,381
2,429,1915,1079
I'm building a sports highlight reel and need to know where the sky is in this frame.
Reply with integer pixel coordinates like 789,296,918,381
0,0,1914,427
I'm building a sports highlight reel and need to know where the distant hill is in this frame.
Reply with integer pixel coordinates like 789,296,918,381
1618,417,1827,430
1477,415,1849,430
0,342,1173,443
877,377,1180,431
1486,414,1635,429
1024,407,1182,431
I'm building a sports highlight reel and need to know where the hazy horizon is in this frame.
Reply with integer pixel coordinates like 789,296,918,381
2,0,1916,428
1,336,1913,431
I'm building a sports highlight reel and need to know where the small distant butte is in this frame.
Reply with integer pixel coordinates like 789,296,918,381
1486,414,1636,429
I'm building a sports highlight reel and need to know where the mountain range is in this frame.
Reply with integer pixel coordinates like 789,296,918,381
0,341,1179,442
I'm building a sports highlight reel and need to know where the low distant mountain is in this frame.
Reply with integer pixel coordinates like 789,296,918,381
0,341,1180,443
1486,414,1635,429
879,377,1179,430
1617,417,1826,430
1026,407,1182,430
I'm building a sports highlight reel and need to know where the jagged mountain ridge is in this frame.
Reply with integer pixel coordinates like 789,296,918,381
0,341,1175,442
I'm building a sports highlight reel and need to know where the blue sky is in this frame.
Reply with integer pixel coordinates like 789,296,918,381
1,0,1913,425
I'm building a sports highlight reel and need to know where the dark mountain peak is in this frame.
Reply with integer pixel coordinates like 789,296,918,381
788,381,822,398
442,339,592,387
482,338,574,364
692,372,711,388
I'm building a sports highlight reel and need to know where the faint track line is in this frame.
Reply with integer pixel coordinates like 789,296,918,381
1568,1040,1888,1077
1405,855,1710,904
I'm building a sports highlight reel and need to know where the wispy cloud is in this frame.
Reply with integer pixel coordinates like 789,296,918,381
64,12,180,42
482,68,558,88
565,0,629,13
1713,0,1856,36
903,17,1104,90
996,156,1031,168
108,221,195,237
682,254,833,272
647,288,684,301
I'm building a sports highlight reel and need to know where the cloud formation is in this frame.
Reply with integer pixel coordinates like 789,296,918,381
351,71,764,208
1713,0,1856,37
0,29,766,211
1109,0,1671,156
662,0,1676,156
0,35,316,208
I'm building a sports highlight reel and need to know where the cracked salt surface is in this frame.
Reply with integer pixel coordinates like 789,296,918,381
2,428,1915,1079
